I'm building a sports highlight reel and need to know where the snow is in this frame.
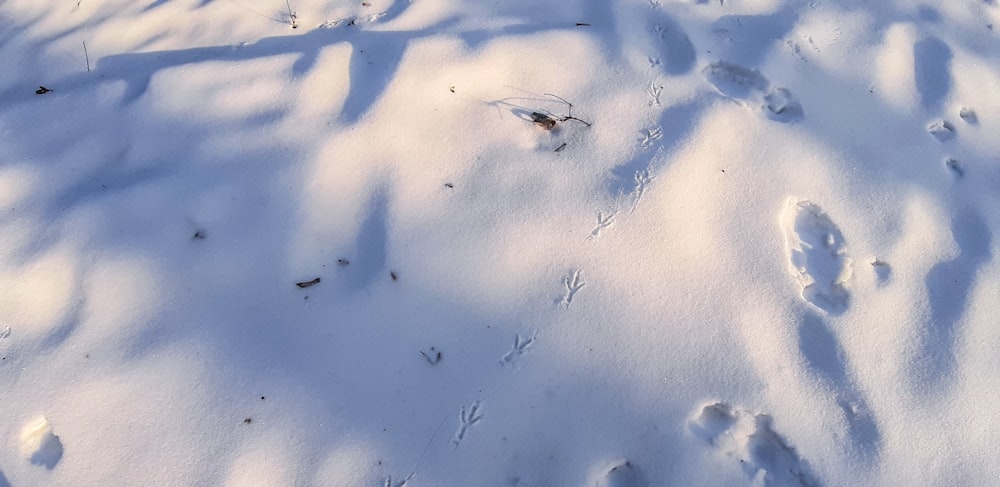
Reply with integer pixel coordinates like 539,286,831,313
1,0,999,485
17,416,63,469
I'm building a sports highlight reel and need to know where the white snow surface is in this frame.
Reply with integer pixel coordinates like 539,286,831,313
1,0,999,485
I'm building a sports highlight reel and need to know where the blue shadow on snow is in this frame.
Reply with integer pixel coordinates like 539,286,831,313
912,208,992,393
913,37,952,112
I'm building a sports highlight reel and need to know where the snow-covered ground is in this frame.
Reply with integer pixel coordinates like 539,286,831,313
1,0,999,485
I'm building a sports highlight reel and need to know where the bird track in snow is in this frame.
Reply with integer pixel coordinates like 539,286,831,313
562,270,586,308
499,331,538,367
590,211,617,238
631,169,653,214
452,400,484,447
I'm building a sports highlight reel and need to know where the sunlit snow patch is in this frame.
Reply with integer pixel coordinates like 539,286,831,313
19,415,64,469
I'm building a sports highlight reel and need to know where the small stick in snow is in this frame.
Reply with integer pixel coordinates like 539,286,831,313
83,41,91,72
285,0,298,28
529,93,591,130
295,277,321,288
35,86,52,95
385,411,453,487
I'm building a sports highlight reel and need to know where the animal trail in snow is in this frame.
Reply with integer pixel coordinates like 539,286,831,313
703,62,803,122
630,168,653,214
452,400,484,447
959,107,977,124
781,199,852,315
871,259,891,285
647,11,695,76
785,39,808,62
383,475,409,487
785,32,823,62
499,331,537,367
592,460,647,487
639,127,663,148
561,270,586,308
590,211,617,238
646,81,663,107
689,402,819,487
944,158,964,178
927,120,955,141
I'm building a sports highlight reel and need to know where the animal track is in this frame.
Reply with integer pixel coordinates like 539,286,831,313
420,347,442,365
499,331,537,367
0,325,10,340
561,270,586,308
689,403,819,487
702,62,803,122
646,80,663,107
785,39,808,62
763,88,801,119
383,475,410,487
319,18,347,29
590,211,617,238
870,259,891,285
452,400,484,447
639,127,663,148
630,168,653,214
781,199,852,315
927,120,955,141
944,158,964,178
594,461,646,487
648,13,696,75
958,107,977,124
786,34,822,61
689,402,739,445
